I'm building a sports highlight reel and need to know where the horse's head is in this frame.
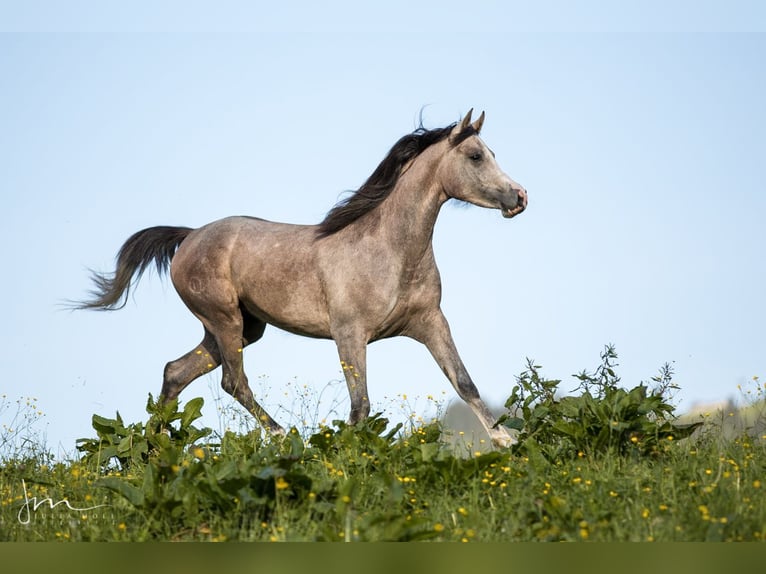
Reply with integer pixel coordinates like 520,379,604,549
438,109,527,219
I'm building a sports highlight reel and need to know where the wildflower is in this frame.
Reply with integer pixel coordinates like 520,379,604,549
458,507,468,516
433,523,444,533
275,477,289,490
192,447,205,459
754,480,762,489
118,523,126,531
579,520,589,540
641,508,650,519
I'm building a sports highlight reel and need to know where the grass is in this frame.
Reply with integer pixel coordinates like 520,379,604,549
1,359,765,542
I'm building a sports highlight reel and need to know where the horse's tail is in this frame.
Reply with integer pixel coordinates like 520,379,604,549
77,225,193,310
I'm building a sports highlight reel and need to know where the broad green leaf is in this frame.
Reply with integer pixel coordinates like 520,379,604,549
181,397,205,429
98,476,144,507
500,416,525,431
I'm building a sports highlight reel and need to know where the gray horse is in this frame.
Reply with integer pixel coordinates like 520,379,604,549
79,110,527,447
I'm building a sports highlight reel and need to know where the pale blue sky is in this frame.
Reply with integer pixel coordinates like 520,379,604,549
2,3,765,452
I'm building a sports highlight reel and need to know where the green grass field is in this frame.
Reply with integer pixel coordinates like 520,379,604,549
2,353,765,542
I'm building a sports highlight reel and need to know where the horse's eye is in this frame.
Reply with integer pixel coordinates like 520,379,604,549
469,152,483,162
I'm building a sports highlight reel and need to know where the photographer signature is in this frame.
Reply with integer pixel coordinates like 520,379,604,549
17,479,108,525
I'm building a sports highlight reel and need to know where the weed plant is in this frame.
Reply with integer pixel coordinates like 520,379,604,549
1,348,764,542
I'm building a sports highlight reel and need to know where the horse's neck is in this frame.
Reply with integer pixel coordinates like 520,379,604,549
376,150,446,258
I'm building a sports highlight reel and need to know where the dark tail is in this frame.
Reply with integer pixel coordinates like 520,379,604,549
76,226,193,310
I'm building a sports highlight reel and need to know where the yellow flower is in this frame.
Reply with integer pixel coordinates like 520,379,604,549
275,477,289,490
753,480,762,489
192,447,205,459
433,523,444,533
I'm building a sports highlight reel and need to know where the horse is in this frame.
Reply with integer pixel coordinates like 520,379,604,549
78,109,528,447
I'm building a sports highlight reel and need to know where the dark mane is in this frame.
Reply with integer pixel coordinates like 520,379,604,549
317,121,477,236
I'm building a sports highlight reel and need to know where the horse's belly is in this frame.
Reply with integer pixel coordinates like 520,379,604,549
239,294,332,339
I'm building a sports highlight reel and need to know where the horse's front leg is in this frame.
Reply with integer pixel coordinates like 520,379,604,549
333,329,371,425
412,310,514,448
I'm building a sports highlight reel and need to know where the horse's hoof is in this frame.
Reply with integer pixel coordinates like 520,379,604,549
490,431,517,449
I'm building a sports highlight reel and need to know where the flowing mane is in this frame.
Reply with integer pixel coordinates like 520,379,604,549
317,121,478,236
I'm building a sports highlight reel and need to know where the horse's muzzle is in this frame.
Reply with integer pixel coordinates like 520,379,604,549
502,188,527,219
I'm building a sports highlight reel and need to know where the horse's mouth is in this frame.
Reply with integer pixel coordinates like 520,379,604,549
501,189,527,218
502,204,526,218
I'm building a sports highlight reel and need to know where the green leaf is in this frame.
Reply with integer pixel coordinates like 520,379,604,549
98,476,144,507
558,396,582,418
180,397,205,429
97,445,119,465
420,442,440,462
500,416,525,431
91,414,119,436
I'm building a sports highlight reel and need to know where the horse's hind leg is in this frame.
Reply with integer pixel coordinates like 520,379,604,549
204,312,285,435
160,328,221,403
160,318,283,435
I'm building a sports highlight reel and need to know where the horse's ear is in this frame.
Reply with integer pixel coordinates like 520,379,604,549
472,110,485,133
457,108,474,133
